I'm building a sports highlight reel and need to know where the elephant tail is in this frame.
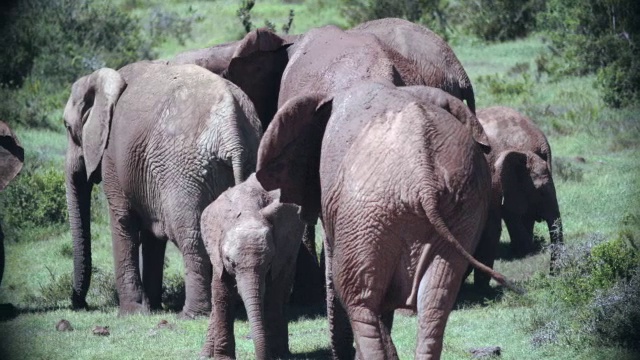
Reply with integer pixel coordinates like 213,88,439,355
406,195,524,307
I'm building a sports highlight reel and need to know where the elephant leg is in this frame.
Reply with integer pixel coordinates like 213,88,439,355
349,306,386,360
203,269,237,359
108,206,146,315
381,310,399,360
176,225,212,318
503,212,534,257
415,255,465,360
291,223,326,305
265,260,296,357
473,210,502,289
140,230,167,311
325,235,355,360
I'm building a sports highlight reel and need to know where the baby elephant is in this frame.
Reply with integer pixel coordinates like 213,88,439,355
473,106,563,287
200,174,304,360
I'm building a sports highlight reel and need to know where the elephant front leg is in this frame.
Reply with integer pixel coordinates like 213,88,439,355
503,212,535,257
265,260,297,358
473,210,502,289
140,231,167,311
178,229,212,318
108,209,147,315
202,270,237,359
415,256,465,360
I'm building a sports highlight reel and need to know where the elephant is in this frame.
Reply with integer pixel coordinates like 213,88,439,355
351,17,476,112
256,81,514,360
0,120,24,288
200,174,304,360
471,106,563,287
63,62,262,317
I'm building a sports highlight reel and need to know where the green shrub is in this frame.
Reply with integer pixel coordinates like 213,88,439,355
590,268,640,349
0,160,67,240
162,272,185,311
538,0,640,107
456,0,545,42
22,268,73,310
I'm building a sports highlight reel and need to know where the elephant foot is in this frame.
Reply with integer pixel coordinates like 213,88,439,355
0,303,18,321
71,292,89,310
118,302,150,316
178,308,209,320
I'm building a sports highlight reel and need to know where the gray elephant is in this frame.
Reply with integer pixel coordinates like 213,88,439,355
351,17,476,112
200,174,304,359
0,121,24,288
472,106,563,287
63,62,262,317
256,81,513,360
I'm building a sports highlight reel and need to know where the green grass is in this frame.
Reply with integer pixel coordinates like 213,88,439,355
1,2,639,359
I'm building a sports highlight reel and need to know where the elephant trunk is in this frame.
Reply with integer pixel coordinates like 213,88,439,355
65,146,94,309
231,151,246,185
237,273,270,360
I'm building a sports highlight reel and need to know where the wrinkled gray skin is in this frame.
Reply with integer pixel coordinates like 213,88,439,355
63,63,262,317
256,82,512,360
472,106,563,287
351,18,476,112
200,174,304,360
0,121,24,288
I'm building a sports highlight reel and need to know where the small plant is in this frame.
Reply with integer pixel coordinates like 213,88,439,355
0,160,67,240
23,267,73,310
476,72,532,99
236,0,295,35
87,267,119,311
162,273,185,311
553,157,584,182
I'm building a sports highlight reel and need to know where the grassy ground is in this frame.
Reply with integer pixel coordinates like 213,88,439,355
1,1,639,359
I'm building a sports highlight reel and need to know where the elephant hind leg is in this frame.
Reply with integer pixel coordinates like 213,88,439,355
415,255,466,360
141,231,167,311
349,306,387,360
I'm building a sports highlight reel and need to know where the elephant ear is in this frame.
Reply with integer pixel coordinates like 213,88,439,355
260,196,304,281
201,194,234,280
495,150,531,214
256,94,333,223
401,86,490,151
81,68,127,181
0,121,24,191
224,28,292,129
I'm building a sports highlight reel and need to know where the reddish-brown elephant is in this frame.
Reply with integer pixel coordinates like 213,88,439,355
472,106,563,287
256,81,513,360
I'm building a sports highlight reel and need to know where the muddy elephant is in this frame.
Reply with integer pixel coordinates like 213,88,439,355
351,17,476,112
472,106,563,287
0,121,24,287
200,174,304,359
256,81,513,359
64,63,262,317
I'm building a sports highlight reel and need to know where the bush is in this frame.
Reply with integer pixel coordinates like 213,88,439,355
0,160,67,240
539,0,640,107
456,0,545,42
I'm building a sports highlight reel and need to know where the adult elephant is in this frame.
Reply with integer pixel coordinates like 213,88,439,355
64,63,262,317
256,81,514,359
0,121,24,287
472,106,563,287
200,174,304,359
351,17,476,112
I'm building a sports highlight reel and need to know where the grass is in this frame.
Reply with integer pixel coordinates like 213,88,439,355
1,1,639,359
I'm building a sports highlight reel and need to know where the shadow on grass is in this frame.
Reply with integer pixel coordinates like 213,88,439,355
453,283,505,310
495,235,546,261
286,347,332,359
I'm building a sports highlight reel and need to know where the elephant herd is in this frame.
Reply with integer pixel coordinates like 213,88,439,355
0,17,564,360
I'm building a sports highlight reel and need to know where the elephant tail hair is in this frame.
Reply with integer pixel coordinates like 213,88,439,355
406,197,524,307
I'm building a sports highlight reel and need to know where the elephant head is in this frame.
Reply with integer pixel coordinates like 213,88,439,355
0,121,24,191
63,68,126,309
496,150,563,256
223,28,292,130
